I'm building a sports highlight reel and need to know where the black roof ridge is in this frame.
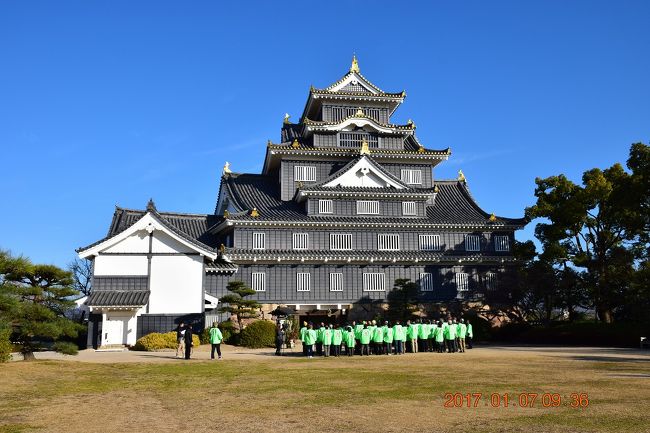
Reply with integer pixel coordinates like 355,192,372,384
113,205,210,218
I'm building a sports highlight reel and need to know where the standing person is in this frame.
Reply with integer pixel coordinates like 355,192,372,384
299,321,308,356
466,321,474,349
175,322,185,359
372,322,384,355
427,320,436,352
332,324,343,357
323,324,333,357
354,321,364,355
418,319,428,353
434,321,445,352
458,319,467,353
407,320,418,353
316,322,325,356
275,324,285,356
209,322,223,360
382,321,393,355
360,325,371,356
444,319,457,353
183,324,193,360
393,321,404,355
304,323,317,358
344,325,355,356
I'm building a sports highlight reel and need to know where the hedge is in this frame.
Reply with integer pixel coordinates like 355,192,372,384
240,320,276,348
0,327,11,363
133,331,201,351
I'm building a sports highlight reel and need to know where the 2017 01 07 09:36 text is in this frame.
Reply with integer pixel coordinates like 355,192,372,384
443,392,589,408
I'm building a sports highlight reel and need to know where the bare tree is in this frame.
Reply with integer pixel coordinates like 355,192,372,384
68,257,93,296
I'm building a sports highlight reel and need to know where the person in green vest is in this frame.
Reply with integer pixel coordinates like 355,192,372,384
418,319,429,353
406,320,418,353
382,321,393,355
360,324,372,356
303,323,317,358
434,320,445,352
343,325,355,356
332,324,343,357
322,324,333,357
316,322,326,356
299,321,308,357
354,321,364,355
467,321,474,349
444,318,457,353
427,320,436,352
209,322,223,360
454,319,461,352
392,321,405,355
372,321,384,355
458,318,467,353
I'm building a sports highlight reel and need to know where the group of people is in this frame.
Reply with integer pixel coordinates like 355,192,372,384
298,318,473,358
175,322,224,360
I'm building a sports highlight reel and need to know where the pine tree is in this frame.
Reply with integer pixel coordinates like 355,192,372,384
217,281,261,332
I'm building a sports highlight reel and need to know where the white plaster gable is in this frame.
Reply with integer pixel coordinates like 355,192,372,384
317,117,396,134
323,156,405,189
326,72,380,94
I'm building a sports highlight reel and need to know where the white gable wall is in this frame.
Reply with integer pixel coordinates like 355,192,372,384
149,254,204,314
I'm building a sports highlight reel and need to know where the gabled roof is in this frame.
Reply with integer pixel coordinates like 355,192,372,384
302,115,415,135
302,155,411,190
85,290,149,307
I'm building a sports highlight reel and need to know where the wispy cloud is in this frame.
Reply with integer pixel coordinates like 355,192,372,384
445,148,515,166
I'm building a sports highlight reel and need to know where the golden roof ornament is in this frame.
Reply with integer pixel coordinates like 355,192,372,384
222,161,232,176
488,213,497,222
267,139,272,147
223,210,230,218
283,113,291,124
458,170,466,183
360,138,370,155
407,119,414,126
292,138,300,148
434,185,440,193
417,145,425,154
350,54,360,73
297,181,304,189
219,244,226,253
355,107,364,117
250,207,260,218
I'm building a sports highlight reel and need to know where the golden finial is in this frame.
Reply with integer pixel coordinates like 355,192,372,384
267,139,272,147
283,113,291,124
407,119,414,126
355,107,364,117
350,54,360,73
223,210,230,218
401,90,406,97
360,138,370,155
310,84,315,92
297,181,304,189
219,243,226,253
250,207,260,218
488,213,497,222
222,161,232,176
434,185,440,193
458,170,466,183
417,145,425,154
292,138,300,148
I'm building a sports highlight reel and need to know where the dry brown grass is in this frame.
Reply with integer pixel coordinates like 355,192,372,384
1,346,649,433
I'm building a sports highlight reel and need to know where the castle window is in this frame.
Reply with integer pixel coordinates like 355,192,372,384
465,235,481,252
318,199,333,214
378,234,400,251
296,272,311,292
400,169,422,185
330,233,353,250
294,165,316,182
357,200,380,215
363,273,386,291
329,273,343,292
251,272,266,292
419,272,435,292
483,272,497,291
402,201,417,216
494,235,510,252
419,234,441,251
252,232,265,250
292,233,309,250
339,132,379,148
455,272,469,292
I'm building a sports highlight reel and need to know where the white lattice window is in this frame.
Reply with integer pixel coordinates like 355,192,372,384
318,199,333,214
292,233,309,250
456,272,469,292
378,234,400,251
329,273,343,292
465,235,481,252
494,235,510,252
363,273,385,291
400,169,422,185
419,234,441,251
330,233,353,250
356,200,379,215
484,272,497,291
419,272,435,292
402,201,417,216
252,232,265,250
296,272,311,292
294,166,317,182
251,272,266,292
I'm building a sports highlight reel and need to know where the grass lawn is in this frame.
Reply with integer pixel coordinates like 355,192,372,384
1,346,649,433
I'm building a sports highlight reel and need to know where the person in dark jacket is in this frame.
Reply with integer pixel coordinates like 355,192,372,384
184,324,193,360
275,324,285,356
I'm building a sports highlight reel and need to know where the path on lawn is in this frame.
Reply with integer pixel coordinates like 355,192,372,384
16,344,650,363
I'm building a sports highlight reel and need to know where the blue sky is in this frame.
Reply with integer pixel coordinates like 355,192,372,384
1,1,648,268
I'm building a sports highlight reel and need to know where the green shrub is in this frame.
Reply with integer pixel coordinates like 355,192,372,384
240,320,276,348
200,327,211,345
0,326,12,363
219,321,236,344
52,341,78,355
132,332,200,351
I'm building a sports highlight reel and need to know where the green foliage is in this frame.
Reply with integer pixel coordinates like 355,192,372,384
386,278,419,321
51,341,78,355
0,250,84,358
200,327,211,345
218,321,236,344
240,320,276,348
133,331,200,351
0,325,12,362
218,280,261,332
